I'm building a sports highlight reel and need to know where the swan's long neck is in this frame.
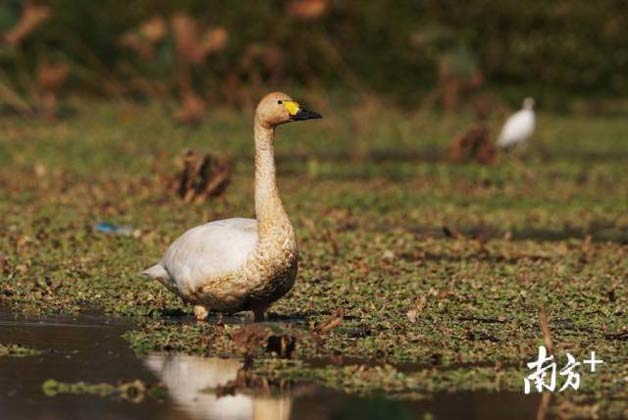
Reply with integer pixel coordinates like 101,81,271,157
254,119,291,238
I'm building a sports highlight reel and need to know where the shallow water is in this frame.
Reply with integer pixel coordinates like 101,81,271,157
0,310,545,420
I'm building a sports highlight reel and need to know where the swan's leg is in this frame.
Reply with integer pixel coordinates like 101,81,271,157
253,305,269,322
193,305,209,321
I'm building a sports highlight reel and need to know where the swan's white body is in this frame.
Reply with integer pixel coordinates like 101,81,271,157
144,218,258,294
143,92,321,320
497,98,535,149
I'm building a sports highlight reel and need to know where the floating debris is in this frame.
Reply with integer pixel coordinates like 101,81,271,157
93,222,137,237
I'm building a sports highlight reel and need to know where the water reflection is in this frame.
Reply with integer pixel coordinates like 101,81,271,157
0,310,543,420
144,354,291,420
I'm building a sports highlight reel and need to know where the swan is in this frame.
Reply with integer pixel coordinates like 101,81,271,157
496,97,535,149
143,92,322,321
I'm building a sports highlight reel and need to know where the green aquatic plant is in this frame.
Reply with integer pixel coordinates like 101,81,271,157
0,344,42,357
42,379,165,402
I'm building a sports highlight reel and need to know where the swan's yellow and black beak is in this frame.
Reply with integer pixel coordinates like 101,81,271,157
284,101,322,121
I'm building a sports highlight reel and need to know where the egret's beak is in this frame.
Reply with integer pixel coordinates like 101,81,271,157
291,107,322,121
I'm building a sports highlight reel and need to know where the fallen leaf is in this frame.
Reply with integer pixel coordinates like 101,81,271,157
314,308,344,334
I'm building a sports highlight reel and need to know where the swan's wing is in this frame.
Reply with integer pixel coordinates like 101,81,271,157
497,110,534,147
152,218,258,293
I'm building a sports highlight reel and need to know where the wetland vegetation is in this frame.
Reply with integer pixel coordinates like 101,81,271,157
1,100,626,418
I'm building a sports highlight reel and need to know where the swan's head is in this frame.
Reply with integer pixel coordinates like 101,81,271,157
523,97,535,110
256,92,322,128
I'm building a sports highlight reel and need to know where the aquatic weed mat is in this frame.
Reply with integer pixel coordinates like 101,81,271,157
1,103,627,417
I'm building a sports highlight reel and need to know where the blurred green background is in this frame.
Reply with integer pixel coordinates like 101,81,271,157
1,0,627,116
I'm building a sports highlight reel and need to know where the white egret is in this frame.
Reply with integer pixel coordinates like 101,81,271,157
497,97,535,149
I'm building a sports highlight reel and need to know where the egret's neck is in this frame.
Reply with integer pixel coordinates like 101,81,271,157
254,119,290,236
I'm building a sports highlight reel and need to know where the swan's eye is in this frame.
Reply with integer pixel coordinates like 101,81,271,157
277,100,283,105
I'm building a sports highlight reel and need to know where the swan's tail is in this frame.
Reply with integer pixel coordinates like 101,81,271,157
142,263,168,279
142,263,177,293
